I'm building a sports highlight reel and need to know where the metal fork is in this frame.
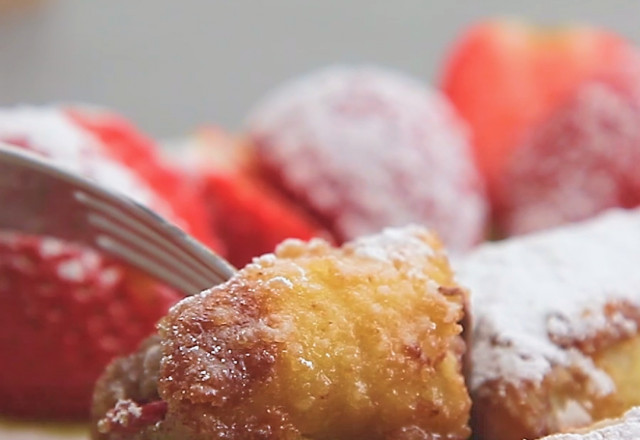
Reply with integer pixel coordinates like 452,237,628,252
0,142,236,296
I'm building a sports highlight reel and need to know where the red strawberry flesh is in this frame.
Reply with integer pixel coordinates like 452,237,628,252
176,128,325,268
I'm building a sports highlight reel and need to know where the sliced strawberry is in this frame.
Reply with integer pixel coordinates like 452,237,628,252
204,171,324,268
66,107,223,252
181,128,325,268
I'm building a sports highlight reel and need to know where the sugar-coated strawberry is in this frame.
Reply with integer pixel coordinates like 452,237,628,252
247,66,488,251
0,106,219,420
441,19,640,210
0,234,181,420
177,128,325,267
498,80,640,235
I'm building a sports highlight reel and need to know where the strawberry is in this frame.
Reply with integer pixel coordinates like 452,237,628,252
498,79,640,235
0,234,181,420
0,106,219,420
178,128,325,267
440,19,640,212
247,66,488,251
66,107,223,252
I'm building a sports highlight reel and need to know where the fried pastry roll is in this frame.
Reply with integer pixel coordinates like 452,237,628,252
93,226,471,440
459,209,640,440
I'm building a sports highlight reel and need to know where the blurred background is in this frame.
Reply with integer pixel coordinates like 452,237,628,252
2,0,640,137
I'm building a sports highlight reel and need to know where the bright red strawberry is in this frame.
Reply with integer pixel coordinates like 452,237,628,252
66,107,223,252
0,234,181,420
440,19,639,211
179,128,325,267
498,79,640,235
0,106,220,420
247,66,488,251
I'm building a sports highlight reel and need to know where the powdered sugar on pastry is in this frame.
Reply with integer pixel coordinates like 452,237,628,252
345,225,438,264
458,208,640,392
541,407,640,439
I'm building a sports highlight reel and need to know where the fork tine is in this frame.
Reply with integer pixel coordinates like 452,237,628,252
90,213,217,293
76,189,220,283
74,190,235,283
129,200,237,281
76,189,234,290
0,142,236,296
96,235,206,295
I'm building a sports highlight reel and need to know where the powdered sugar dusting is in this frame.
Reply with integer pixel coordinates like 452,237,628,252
0,232,117,286
57,259,88,282
38,237,66,257
458,208,640,392
247,66,487,251
0,106,181,283
502,82,640,235
541,407,640,439
345,224,439,265
0,106,163,210
56,250,100,282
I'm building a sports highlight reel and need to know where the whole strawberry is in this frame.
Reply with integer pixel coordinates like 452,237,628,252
441,19,640,215
0,106,219,420
0,234,181,420
498,79,640,235
247,66,488,251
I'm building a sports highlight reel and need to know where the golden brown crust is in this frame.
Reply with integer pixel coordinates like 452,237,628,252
92,226,471,440
156,274,286,437
159,277,279,409
471,363,621,440
548,300,640,355
470,310,640,440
